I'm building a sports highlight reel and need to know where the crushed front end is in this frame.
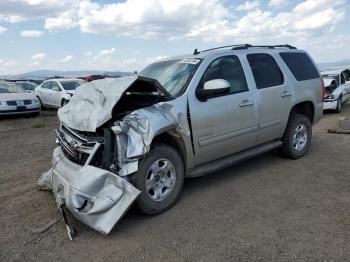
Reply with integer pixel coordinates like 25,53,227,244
37,75,187,235
37,124,141,235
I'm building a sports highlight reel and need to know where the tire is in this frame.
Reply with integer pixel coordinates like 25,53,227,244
130,144,184,215
335,96,342,113
61,99,69,107
281,114,312,159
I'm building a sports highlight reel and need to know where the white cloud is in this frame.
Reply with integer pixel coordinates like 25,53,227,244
58,55,74,63
0,25,6,33
30,53,46,66
44,10,78,31
268,0,289,7
99,48,117,56
32,53,45,61
0,0,76,23
236,1,260,11
20,30,43,37
146,55,168,64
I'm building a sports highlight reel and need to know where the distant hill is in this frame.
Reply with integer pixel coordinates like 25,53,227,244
318,59,350,71
0,70,133,80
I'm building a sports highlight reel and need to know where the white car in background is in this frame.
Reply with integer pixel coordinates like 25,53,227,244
0,81,41,116
15,81,37,93
35,78,85,108
322,69,350,112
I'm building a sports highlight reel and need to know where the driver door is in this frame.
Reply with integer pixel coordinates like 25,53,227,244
189,55,259,165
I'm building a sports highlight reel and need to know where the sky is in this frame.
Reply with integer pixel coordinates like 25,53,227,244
0,0,349,75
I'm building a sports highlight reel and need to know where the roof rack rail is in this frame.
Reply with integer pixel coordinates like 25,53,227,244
193,44,251,55
232,44,297,50
193,44,297,54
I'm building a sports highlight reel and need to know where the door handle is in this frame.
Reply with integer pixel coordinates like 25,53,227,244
281,90,291,97
239,99,255,107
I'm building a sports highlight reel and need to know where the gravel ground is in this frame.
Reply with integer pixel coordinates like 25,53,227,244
0,105,350,262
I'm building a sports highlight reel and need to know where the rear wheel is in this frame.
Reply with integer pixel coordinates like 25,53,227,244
335,96,342,113
130,144,184,215
281,114,312,159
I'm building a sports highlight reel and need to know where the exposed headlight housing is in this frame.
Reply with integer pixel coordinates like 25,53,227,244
33,97,40,104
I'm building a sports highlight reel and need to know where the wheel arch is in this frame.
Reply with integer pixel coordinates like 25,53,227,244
151,129,188,170
288,101,315,124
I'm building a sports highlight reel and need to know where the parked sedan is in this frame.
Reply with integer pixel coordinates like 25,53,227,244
0,81,41,116
322,69,350,112
15,81,37,93
35,78,85,108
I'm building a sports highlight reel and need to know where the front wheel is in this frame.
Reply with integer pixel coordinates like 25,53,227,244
281,114,312,159
61,99,69,107
130,144,184,215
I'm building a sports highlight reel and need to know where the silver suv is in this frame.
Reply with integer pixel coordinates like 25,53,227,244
38,44,323,235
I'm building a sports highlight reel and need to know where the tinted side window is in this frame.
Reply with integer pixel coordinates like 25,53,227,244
51,81,61,90
201,56,248,95
279,52,319,81
42,82,51,89
247,53,284,89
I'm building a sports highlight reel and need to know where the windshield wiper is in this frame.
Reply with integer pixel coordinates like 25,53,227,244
136,76,174,100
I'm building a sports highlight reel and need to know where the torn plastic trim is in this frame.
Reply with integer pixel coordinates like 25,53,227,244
37,147,141,235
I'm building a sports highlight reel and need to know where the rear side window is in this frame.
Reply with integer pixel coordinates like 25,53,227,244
247,53,284,89
279,52,319,81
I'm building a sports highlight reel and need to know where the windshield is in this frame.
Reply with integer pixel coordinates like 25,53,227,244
16,82,36,91
139,58,201,96
61,81,83,90
0,82,26,93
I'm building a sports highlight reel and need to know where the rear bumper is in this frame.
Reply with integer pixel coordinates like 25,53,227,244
38,147,140,235
323,100,337,110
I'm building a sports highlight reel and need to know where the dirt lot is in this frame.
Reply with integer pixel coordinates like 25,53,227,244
1,104,350,262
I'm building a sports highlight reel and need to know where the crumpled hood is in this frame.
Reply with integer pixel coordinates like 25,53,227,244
58,75,138,132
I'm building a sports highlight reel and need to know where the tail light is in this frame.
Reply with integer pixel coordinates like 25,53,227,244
321,78,326,100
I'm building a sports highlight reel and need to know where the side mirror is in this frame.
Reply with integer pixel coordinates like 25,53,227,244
52,86,60,92
197,79,230,101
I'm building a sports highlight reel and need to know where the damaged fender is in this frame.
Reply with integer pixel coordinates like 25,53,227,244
113,102,191,164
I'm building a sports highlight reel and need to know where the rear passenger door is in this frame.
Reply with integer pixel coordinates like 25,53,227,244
189,55,259,165
246,53,292,144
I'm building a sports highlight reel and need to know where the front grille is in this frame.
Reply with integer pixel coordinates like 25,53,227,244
6,101,17,106
5,100,32,106
57,125,101,166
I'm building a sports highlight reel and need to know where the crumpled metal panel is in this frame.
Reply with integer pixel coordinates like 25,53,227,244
58,75,138,132
113,102,191,159
37,147,141,234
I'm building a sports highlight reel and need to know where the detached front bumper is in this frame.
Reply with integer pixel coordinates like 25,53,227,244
38,147,140,235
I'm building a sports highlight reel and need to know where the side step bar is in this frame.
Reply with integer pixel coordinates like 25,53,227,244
187,140,282,177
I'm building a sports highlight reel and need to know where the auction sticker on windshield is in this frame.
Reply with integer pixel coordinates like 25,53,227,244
180,58,201,65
